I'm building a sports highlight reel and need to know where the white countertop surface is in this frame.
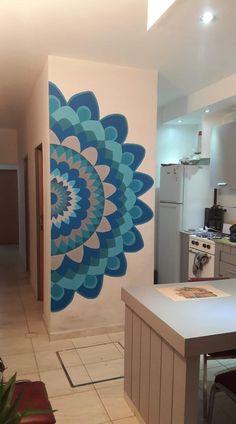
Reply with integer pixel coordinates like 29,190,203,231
122,279,236,356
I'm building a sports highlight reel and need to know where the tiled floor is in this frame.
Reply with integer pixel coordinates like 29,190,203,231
1,245,236,423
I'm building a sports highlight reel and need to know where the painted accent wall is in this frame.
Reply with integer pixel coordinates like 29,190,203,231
48,56,157,336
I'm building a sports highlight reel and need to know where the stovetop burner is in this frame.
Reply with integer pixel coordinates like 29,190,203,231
194,231,224,240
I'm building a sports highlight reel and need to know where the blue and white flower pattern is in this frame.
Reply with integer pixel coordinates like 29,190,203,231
50,82,154,312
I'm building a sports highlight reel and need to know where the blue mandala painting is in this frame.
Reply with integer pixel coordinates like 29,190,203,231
49,82,154,312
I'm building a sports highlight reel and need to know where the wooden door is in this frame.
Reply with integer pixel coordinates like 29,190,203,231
0,170,19,244
35,145,44,301
24,157,30,272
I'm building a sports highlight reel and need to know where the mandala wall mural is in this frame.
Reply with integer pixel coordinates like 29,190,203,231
49,82,154,312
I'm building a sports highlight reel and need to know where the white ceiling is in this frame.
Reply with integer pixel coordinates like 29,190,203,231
0,0,236,127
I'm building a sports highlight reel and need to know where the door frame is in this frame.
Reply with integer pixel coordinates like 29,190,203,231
24,156,30,273
35,145,44,301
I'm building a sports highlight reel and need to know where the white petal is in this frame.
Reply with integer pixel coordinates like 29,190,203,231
81,147,98,165
104,199,117,216
50,130,61,145
84,232,100,249
62,136,81,152
51,254,64,270
94,165,110,181
103,182,116,198
67,245,84,262
96,217,111,233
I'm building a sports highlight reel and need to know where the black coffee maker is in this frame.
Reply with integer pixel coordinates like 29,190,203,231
204,190,226,232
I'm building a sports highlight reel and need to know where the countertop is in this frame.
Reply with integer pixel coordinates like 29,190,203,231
122,279,236,356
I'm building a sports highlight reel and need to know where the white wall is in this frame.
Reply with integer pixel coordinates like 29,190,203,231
202,115,236,224
48,56,157,336
17,62,51,329
156,124,200,187
0,129,18,165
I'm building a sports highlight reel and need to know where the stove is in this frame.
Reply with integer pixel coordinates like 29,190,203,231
188,235,216,278
193,231,223,240
189,235,216,254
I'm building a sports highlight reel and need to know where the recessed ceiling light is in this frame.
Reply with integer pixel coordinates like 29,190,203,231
147,0,177,30
205,108,211,113
200,11,215,24
178,119,183,124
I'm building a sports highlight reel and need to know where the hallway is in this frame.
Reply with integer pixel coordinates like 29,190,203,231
0,245,136,424
1,246,236,424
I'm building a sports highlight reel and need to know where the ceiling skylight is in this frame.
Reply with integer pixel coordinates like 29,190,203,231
147,0,177,30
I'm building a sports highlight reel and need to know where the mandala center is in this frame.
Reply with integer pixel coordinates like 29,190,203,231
51,192,58,205
51,146,105,254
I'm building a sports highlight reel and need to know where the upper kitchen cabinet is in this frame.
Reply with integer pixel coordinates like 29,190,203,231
210,120,236,189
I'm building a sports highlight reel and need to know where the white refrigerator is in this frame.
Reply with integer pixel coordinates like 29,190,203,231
157,164,212,284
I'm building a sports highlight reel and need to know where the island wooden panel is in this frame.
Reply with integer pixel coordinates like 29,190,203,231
124,305,199,424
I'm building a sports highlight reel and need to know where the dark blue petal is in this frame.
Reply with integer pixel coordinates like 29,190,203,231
49,82,67,107
122,144,145,170
101,114,128,144
123,227,144,252
105,253,127,276
77,275,103,298
68,91,100,120
131,199,153,225
51,287,75,312
130,172,154,196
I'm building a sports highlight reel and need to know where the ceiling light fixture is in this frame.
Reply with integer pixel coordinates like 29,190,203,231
147,0,177,30
205,108,211,113
178,119,183,124
200,11,214,24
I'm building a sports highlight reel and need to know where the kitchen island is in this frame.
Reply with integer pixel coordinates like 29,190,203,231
121,280,236,424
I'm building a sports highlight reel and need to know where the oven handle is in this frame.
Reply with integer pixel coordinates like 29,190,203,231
188,249,212,258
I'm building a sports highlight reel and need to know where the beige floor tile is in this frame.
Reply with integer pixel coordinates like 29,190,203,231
59,349,82,367
0,335,33,355
35,350,62,372
16,372,41,382
51,391,110,424
108,332,124,342
0,325,28,338
40,368,74,397
72,334,111,348
97,380,133,421
86,358,124,382
67,364,92,386
78,343,122,365
3,352,38,377
94,377,124,390
27,320,47,335
112,417,139,424
32,335,74,352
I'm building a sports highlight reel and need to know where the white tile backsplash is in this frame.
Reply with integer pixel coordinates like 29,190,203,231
218,189,236,223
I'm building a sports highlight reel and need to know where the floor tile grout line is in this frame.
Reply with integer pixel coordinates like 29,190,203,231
94,378,134,423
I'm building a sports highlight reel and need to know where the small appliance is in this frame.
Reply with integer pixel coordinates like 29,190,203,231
204,189,226,232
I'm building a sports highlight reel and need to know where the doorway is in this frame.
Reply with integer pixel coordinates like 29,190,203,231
24,156,30,272
35,145,44,301
0,169,19,244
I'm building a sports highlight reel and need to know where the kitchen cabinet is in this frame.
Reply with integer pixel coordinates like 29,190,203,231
210,120,236,189
214,242,236,278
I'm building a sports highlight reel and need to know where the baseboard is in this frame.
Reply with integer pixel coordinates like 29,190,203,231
49,323,124,340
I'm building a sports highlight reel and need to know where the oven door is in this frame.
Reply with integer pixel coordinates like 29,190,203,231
188,248,215,279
